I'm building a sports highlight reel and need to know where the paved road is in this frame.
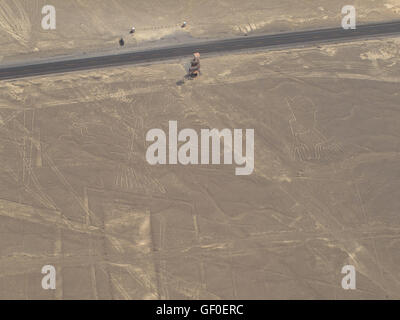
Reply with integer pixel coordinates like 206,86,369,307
1,21,400,80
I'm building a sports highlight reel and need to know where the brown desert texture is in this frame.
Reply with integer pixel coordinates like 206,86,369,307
1,0,400,63
0,34,400,298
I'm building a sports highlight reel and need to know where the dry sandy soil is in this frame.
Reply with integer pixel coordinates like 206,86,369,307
0,35,400,299
1,0,400,63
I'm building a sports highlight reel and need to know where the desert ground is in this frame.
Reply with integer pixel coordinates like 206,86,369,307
0,35,399,299
1,0,400,64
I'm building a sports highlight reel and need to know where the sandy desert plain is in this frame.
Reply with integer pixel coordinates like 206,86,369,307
0,36,400,299
1,0,400,63
0,0,400,300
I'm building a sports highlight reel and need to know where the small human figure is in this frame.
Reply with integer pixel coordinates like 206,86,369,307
119,38,125,46
181,21,187,28
130,27,136,34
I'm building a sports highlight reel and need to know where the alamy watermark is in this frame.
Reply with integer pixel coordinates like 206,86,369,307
341,5,356,30
41,265,56,290
41,5,56,30
145,121,254,175
341,265,356,290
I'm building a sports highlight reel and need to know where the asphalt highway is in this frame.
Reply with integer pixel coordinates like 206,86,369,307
1,21,400,80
